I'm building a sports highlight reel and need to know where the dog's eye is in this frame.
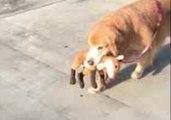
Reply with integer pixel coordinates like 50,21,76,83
98,46,103,50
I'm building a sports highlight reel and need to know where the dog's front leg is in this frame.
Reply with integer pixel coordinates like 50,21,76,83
131,50,154,79
131,26,154,79
131,63,145,79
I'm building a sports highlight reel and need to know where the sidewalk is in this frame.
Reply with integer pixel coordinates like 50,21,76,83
0,0,170,120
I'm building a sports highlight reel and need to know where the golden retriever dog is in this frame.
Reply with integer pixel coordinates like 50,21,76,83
84,0,170,84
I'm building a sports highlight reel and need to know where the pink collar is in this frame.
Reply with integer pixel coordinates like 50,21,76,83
155,0,164,26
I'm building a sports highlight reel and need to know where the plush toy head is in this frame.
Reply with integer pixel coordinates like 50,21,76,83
97,55,124,80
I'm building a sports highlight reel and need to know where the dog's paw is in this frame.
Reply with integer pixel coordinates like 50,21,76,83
131,71,143,79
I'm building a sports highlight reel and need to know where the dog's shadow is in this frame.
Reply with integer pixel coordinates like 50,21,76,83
107,43,171,89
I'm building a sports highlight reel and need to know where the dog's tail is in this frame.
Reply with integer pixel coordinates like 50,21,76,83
159,0,170,13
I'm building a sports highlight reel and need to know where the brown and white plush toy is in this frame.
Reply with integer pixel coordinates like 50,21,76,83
70,48,124,93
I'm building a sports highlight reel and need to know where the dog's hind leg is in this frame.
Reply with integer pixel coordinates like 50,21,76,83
150,15,168,55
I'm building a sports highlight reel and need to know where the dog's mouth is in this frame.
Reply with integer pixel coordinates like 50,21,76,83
86,48,108,67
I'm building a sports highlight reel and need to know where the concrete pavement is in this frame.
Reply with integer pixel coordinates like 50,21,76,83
0,0,170,120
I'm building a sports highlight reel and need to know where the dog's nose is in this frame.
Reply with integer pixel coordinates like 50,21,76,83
87,60,94,65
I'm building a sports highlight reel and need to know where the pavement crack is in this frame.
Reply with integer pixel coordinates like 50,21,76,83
100,93,130,108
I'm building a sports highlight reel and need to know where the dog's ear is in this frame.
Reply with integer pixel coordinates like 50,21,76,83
106,34,119,56
108,44,118,56
116,55,124,61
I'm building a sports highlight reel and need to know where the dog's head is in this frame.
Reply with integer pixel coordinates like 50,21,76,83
85,24,121,66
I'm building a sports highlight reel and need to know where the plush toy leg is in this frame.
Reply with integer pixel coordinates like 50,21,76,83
70,51,85,85
99,70,107,88
70,68,76,85
88,70,107,94
77,68,94,89
70,62,81,85
90,70,97,88
77,72,84,88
